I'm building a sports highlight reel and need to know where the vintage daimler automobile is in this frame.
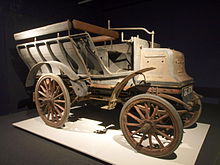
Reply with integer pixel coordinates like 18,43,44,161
14,19,202,157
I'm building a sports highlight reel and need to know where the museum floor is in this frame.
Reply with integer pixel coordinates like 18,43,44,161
0,103,219,165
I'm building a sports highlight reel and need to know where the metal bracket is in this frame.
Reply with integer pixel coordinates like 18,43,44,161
93,124,115,134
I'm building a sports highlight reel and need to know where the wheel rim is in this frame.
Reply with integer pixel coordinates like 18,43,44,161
35,74,70,128
120,95,182,157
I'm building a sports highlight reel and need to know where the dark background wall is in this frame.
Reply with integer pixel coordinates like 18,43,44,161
0,0,220,115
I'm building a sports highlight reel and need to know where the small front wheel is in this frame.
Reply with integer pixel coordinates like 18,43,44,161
120,94,183,157
35,74,70,128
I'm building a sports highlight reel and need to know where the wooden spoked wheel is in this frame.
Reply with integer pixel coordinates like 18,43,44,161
120,94,183,157
35,74,70,128
181,92,202,128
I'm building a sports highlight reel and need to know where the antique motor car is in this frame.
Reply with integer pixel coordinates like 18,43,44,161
14,19,202,157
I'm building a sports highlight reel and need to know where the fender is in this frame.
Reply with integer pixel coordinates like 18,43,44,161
107,67,155,109
25,61,79,87
158,93,192,110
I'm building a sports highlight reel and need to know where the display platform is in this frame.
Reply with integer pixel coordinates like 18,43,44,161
13,116,210,165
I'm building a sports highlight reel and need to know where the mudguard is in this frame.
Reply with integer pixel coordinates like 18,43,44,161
25,61,79,87
107,67,155,109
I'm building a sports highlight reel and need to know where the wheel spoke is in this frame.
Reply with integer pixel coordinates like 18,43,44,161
127,112,142,123
54,106,62,117
136,104,145,112
54,112,59,121
138,132,147,146
51,109,55,122
153,133,164,148
53,86,60,97
189,112,194,115
47,78,52,94
39,97,47,103
54,99,65,103
38,91,47,97
155,124,174,129
39,101,47,108
135,104,150,119
39,85,47,93
54,103,65,112
51,80,56,95
126,122,141,127
47,108,51,120
134,105,145,120
157,110,166,115
144,103,150,119
41,103,49,113
131,127,144,136
39,102,47,108
43,79,49,91
148,133,153,149
154,114,169,123
54,92,63,100
151,105,158,119
156,129,173,141
38,97,47,101
177,110,188,114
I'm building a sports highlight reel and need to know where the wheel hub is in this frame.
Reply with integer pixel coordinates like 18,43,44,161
140,120,156,133
44,95,54,105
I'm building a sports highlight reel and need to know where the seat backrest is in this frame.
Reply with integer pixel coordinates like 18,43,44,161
14,19,120,76
96,43,133,72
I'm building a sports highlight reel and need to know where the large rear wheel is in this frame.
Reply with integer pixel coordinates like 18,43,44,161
120,94,183,157
35,74,70,128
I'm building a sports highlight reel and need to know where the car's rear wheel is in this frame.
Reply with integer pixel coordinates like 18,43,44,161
35,74,70,128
